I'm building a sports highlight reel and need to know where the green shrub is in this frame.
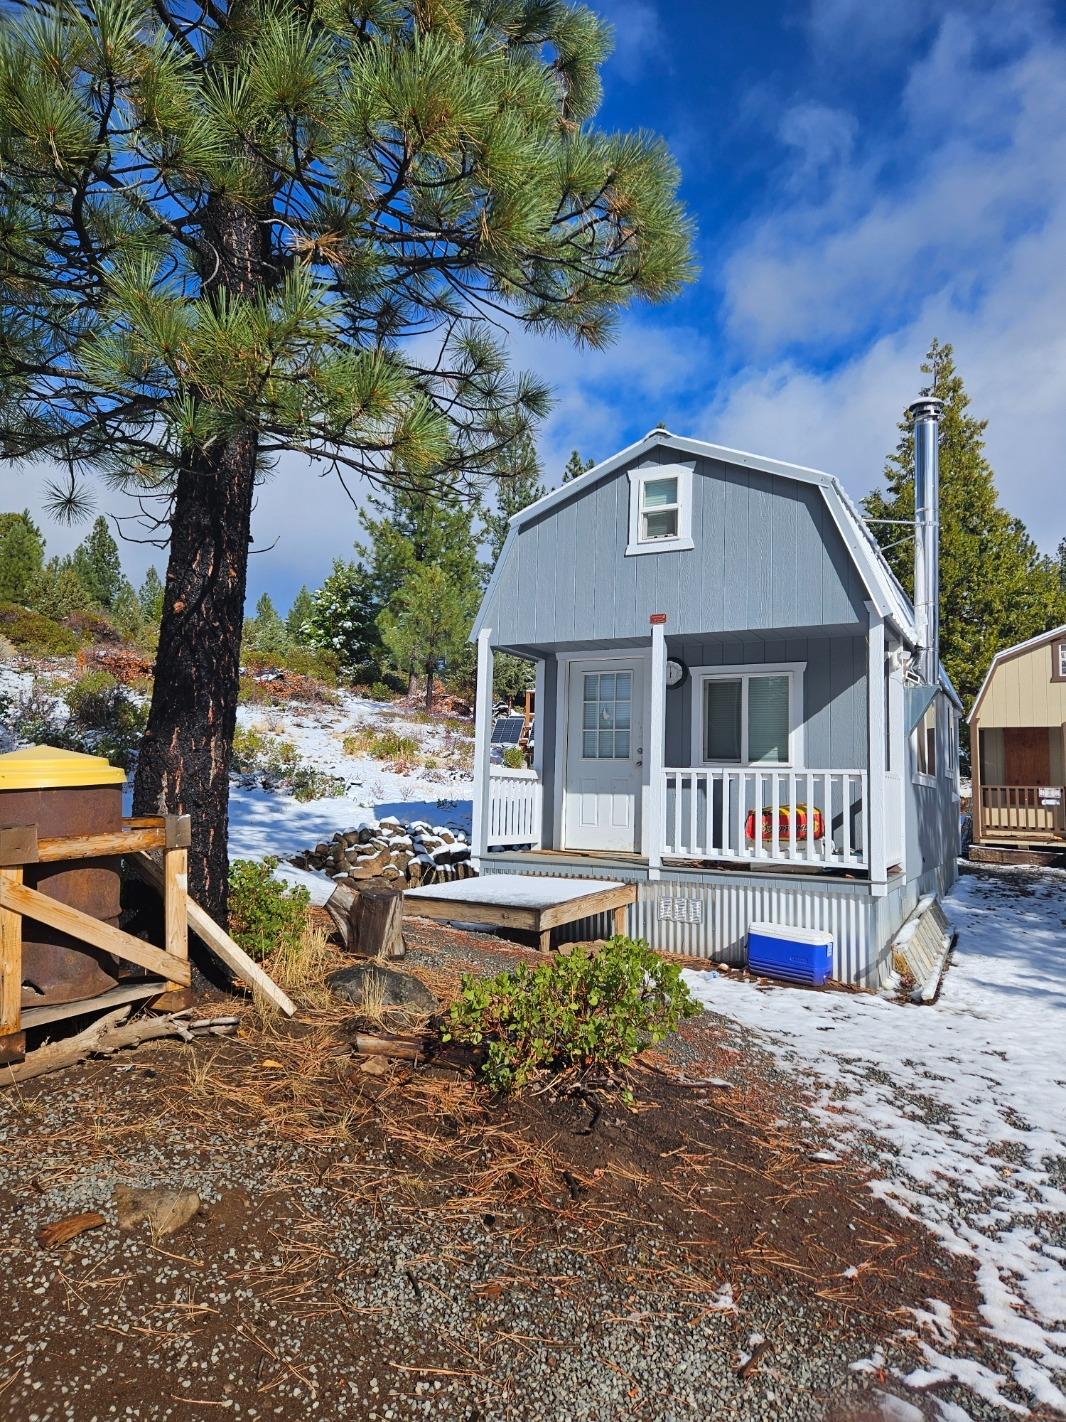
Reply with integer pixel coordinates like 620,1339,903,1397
228,857,310,962
443,936,701,1094
0,603,78,657
63,669,147,768
501,745,526,770
342,726,419,762
232,724,344,801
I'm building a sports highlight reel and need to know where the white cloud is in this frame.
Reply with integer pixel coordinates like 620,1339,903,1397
595,0,666,83
704,1,1066,547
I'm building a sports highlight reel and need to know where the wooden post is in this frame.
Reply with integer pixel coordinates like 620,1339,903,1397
612,903,628,937
0,866,24,1062
866,604,888,896
972,711,989,841
647,614,667,876
470,626,494,870
163,846,189,996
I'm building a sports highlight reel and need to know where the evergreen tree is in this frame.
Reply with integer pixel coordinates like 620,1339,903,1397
28,556,94,618
286,586,315,644
865,338,1065,712
357,476,483,691
378,564,475,712
111,578,145,644
303,561,381,679
0,0,692,918
138,568,165,624
71,517,124,611
1056,538,1066,594
0,510,44,603
483,432,547,565
562,450,595,483
243,592,289,659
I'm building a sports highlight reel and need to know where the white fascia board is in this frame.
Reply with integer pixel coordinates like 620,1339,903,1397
967,623,1066,722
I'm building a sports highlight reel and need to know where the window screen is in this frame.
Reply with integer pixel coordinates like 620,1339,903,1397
747,675,790,763
703,678,742,760
640,476,679,541
581,671,632,759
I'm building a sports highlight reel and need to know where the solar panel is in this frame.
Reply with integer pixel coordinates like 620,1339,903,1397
491,716,524,745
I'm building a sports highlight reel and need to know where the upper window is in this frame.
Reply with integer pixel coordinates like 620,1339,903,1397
694,665,802,767
1053,641,1066,682
915,699,937,780
626,462,694,556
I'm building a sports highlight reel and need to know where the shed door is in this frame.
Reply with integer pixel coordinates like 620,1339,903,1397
564,661,643,852
1003,728,1051,786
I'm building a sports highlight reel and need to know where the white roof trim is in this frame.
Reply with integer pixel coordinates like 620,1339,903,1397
967,623,1066,722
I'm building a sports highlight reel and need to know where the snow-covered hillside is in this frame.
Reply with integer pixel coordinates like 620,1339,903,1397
230,689,475,864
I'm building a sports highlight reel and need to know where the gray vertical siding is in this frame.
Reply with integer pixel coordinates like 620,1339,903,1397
663,633,867,769
483,447,870,646
905,692,961,892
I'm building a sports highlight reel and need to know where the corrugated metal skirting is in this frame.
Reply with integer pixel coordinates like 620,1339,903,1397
480,857,896,987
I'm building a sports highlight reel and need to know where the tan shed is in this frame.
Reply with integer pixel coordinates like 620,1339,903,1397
968,625,1066,845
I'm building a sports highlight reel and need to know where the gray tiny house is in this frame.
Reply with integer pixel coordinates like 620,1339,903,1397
468,405,961,986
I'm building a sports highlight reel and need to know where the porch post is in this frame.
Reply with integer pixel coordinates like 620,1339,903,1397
531,657,546,850
970,715,983,845
470,627,494,870
647,614,667,876
866,603,888,896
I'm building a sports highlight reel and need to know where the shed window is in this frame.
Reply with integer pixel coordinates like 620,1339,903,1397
626,462,694,555
915,700,937,779
699,670,797,766
1055,641,1066,681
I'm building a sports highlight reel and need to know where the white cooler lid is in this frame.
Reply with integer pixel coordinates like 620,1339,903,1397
747,921,834,947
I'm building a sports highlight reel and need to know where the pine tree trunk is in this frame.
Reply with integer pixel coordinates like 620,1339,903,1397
133,193,271,925
133,435,257,923
424,659,435,712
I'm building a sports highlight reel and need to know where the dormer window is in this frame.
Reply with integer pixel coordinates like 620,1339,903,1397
626,460,695,556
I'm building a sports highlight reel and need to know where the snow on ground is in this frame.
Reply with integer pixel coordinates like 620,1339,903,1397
229,690,474,863
683,866,1066,1417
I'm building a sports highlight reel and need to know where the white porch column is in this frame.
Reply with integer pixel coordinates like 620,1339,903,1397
530,657,546,850
470,627,494,870
866,603,888,897
647,613,667,876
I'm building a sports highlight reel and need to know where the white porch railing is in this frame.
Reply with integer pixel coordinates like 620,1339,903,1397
662,768,869,869
487,767,542,848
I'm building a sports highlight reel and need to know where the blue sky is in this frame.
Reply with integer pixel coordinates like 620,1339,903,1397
4,0,1065,608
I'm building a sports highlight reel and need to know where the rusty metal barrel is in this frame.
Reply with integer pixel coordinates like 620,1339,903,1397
0,745,127,1007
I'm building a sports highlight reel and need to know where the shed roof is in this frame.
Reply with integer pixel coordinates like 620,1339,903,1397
967,624,1066,723
476,430,961,706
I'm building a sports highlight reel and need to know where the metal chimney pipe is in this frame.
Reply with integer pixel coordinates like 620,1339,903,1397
908,395,944,686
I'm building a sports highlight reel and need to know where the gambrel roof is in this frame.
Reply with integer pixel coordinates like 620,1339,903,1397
967,623,1066,723
475,430,961,708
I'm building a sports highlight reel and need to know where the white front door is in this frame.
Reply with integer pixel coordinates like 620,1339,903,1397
564,660,643,852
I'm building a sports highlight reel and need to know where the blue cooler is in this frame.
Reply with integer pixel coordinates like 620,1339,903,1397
746,922,834,986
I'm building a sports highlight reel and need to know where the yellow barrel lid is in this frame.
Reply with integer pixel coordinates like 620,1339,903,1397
0,744,126,791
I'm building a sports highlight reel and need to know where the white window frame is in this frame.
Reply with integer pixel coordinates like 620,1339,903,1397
913,696,938,786
690,662,806,768
626,460,695,556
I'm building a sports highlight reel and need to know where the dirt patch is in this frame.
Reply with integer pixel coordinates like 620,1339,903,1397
0,921,997,1421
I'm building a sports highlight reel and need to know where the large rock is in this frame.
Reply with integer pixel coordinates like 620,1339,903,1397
328,963,438,1015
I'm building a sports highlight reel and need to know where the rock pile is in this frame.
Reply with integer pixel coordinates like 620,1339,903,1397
293,815,474,887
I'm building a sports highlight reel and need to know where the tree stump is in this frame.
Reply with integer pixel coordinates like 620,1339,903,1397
325,882,406,960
